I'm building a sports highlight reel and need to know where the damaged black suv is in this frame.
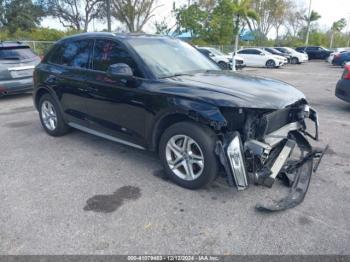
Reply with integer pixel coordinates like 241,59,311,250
33,33,324,211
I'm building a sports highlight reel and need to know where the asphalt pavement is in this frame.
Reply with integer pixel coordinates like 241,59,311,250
0,61,349,255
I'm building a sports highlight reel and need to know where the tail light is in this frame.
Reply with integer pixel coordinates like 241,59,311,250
343,64,350,80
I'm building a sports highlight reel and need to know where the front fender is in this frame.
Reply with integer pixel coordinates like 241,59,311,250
149,97,228,151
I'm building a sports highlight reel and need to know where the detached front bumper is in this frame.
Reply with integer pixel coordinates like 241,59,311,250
216,106,326,211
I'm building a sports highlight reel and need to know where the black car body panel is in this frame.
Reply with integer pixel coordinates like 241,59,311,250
296,46,332,60
34,33,323,211
335,64,350,103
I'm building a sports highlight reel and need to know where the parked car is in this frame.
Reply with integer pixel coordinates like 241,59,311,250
335,63,350,103
327,49,350,64
0,41,41,97
332,51,350,67
197,47,246,70
262,47,291,63
275,47,309,64
296,46,332,60
236,48,287,68
33,33,324,211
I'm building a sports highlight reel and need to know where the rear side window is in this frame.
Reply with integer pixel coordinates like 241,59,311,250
48,40,91,69
92,39,140,76
0,47,36,60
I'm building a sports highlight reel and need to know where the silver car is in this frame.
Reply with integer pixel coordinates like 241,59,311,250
0,41,41,97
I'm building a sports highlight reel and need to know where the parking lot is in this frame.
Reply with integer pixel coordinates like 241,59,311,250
0,61,349,255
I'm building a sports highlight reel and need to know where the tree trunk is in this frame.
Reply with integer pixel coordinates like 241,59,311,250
330,31,334,48
232,15,240,72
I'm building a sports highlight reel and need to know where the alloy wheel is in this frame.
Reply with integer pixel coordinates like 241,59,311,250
41,100,58,131
165,135,204,181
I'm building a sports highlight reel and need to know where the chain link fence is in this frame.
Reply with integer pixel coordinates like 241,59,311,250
21,41,56,57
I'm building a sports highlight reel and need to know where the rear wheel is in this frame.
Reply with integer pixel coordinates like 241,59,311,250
266,60,276,68
39,94,70,136
159,121,219,189
291,57,299,64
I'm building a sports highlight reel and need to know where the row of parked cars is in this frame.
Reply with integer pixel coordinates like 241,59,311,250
197,46,309,70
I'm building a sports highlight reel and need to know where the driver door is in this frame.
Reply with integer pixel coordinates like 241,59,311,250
83,38,150,147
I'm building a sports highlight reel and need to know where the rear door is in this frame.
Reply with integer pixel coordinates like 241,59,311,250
44,39,93,125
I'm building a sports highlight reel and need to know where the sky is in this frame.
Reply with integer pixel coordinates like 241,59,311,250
41,0,350,34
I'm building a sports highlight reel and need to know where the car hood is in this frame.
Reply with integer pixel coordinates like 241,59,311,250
163,71,305,109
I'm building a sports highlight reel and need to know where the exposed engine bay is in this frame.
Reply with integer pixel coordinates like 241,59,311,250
216,101,327,212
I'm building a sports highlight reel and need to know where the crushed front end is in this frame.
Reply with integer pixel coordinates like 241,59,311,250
216,101,327,212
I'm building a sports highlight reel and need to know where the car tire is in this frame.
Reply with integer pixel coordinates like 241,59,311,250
39,94,70,137
218,61,229,70
291,57,299,64
266,60,276,68
159,121,219,189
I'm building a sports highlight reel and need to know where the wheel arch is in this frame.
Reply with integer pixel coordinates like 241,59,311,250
149,102,228,152
34,86,64,115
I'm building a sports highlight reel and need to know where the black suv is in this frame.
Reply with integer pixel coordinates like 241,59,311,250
33,33,322,211
295,46,332,60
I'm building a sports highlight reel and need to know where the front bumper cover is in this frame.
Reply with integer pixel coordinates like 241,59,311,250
216,107,326,212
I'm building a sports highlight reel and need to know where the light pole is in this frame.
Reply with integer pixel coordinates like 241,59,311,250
346,13,350,47
106,0,112,32
305,0,312,46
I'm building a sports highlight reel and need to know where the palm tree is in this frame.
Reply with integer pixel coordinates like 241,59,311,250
330,18,347,48
231,0,258,70
305,10,321,45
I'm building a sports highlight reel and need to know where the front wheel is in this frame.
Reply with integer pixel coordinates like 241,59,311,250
159,122,219,189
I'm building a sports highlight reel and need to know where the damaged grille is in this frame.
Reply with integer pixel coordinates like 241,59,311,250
256,104,306,138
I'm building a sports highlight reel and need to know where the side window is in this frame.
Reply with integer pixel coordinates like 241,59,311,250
62,40,91,68
238,50,248,54
92,39,140,76
252,49,261,55
48,40,91,68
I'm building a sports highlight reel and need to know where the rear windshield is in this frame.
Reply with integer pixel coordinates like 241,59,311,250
0,46,36,60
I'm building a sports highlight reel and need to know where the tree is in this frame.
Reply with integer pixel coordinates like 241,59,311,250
330,18,347,48
111,0,160,32
305,10,321,45
1,0,45,34
247,0,288,40
232,0,257,54
175,3,208,39
272,0,291,42
285,3,306,38
154,18,172,35
46,0,105,32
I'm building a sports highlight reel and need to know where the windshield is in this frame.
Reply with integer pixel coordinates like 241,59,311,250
0,47,36,60
127,37,219,78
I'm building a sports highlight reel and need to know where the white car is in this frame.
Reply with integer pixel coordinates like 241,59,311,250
275,47,309,64
235,48,286,68
198,47,246,70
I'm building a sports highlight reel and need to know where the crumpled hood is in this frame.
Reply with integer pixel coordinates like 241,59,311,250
166,71,305,109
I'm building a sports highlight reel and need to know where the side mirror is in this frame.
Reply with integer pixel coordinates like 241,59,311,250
260,53,265,56
107,63,133,78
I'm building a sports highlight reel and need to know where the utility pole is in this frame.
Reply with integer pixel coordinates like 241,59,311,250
106,0,112,32
346,13,350,47
305,0,312,46
232,0,241,72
